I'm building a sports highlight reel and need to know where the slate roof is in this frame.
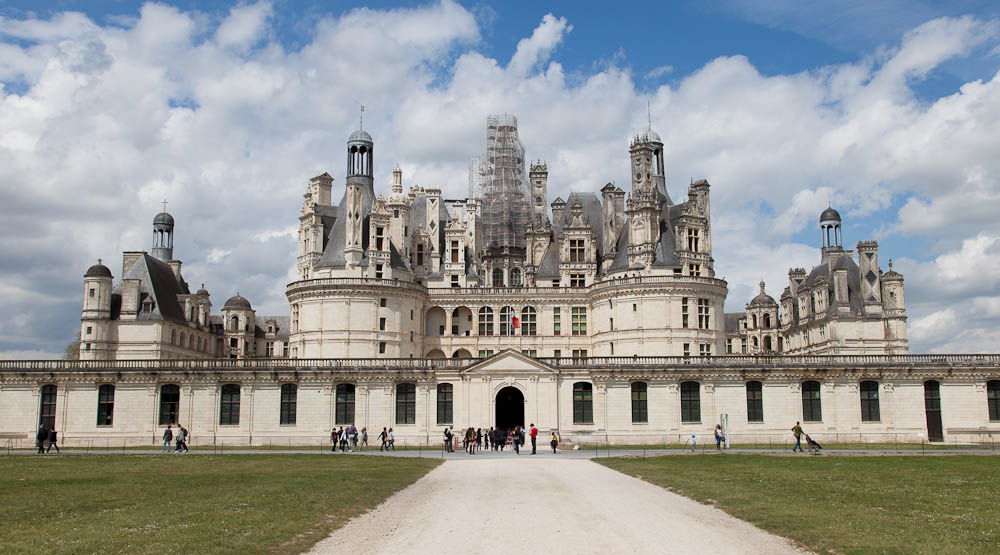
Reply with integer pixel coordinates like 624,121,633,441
114,253,189,324
315,178,376,268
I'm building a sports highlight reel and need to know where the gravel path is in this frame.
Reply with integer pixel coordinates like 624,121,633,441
308,458,805,554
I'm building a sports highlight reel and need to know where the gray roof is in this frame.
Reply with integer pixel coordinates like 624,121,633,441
85,263,112,278
348,129,373,144
315,177,376,268
820,207,841,222
114,253,188,324
535,242,561,277
153,212,174,226
223,294,252,310
724,312,744,333
255,315,291,340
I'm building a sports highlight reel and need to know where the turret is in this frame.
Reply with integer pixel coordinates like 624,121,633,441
529,161,548,224
345,128,374,267
80,260,113,360
151,211,174,262
820,207,842,261
221,294,255,359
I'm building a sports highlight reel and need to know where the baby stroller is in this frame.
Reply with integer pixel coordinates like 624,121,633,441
805,434,822,454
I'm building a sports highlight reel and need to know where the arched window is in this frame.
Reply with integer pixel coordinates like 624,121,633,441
573,382,593,424
280,384,297,425
97,384,114,427
510,268,522,287
924,380,943,442
802,381,822,422
336,384,356,425
763,336,772,351
763,313,771,328
860,381,880,422
989,380,1000,422
437,383,453,425
681,381,700,423
746,381,763,422
396,383,416,424
230,316,239,332
521,306,537,336
171,330,177,345
39,384,57,429
158,384,180,426
478,307,494,336
179,333,186,350
219,384,240,425
752,336,758,349
631,382,648,423
751,314,757,329
492,268,504,287
499,306,515,336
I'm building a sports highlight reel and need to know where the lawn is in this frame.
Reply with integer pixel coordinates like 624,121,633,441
598,455,1000,554
0,455,440,554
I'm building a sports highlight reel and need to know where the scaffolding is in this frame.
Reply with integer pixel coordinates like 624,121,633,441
470,115,530,250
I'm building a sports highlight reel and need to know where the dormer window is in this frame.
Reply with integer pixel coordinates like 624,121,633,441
569,239,585,262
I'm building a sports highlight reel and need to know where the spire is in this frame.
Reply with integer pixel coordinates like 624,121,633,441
360,104,365,130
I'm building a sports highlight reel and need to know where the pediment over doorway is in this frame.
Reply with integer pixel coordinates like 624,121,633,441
460,349,556,376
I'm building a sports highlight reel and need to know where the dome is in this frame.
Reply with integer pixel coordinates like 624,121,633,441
85,263,112,278
348,129,373,144
819,207,841,222
223,294,252,310
640,128,662,143
748,280,777,308
196,283,210,296
153,212,174,226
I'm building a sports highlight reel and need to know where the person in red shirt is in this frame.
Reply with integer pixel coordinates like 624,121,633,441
529,423,538,454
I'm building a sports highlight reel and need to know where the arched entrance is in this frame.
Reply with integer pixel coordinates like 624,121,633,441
495,386,524,431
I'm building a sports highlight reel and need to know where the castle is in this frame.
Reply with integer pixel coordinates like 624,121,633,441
3,115,997,447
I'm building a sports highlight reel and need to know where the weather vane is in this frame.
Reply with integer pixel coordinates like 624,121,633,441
161,199,168,212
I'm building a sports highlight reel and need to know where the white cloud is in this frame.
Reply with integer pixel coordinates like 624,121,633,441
644,65,673,80
1,4,999,354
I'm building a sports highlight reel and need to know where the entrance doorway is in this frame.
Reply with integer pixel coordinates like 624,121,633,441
924,380,943,442
495,386,524,431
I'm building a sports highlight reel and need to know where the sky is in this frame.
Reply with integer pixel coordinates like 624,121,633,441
1,0,1000,358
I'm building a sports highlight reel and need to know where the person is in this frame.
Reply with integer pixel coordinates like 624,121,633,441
690,434,697,452
791,422,804,453
475,428,482,452
179,426,190,452
360,427,369,451
512,427,520,454
36,425,47,454
443,427,451,453
529,423,538,455
550,432,558,454
162,425,173,452
349,424,358,452
378,427,388,451
46,427,60,454
339,427,348,452
520,427,526,447
387,428,395,451
331,428,338,452
714,424,724,451
465,427,476,454
175,425,184,452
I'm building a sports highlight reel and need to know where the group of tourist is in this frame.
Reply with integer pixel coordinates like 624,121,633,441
161,424,190,452
34,424,59,454
331,425,369,452
442,424,559,455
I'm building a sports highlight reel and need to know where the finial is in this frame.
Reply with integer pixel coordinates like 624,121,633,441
360,105,365,130
161,199,168,212
97,257,102,265
827,192,831,208
888,259,893,271
647,99,652,130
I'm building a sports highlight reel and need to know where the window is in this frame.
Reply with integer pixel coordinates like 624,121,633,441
699,343,711,356
336,384,355,425
553,349,561,358
265,342,274,357
380,298,387,308
219,384,240,425
569,239,585,262
451,241,459,263
521,349,537,357
396,383,416,424
553,307,561,335
416,244,424,267
89,288,95,298
570,274,586,287
520,306,536,336
394,208,399,218
379,317,386,331
478,307,494,336
378,342,386,354
631,382,648,423
510,268,522,287
451,275,460,288
726,339,733,354
572,349,588,359
86,326,92,335
573,382,593,424
860,381,880,422
681,381,700,423
742,338,748,353
697,299,710,329
375,263,383,279
159,384,179,426
689,264,701,276
571,307,587,336
97,384,114,426
500,306,516,336
683,343,690,357
478,349,494,358
681,297,689,328
552,278,560,288
802,381,822,422
687,228,699,252
989,381,1000,421
39,385,57,429
280,384,297,425
492,268,504,287
746,381,763,422
85,343,91,351
437,384,453,424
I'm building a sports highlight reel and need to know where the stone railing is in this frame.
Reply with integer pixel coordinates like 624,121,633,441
286,278,427,294
3,354,1000,373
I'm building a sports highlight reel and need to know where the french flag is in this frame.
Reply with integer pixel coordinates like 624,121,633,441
510,312,520,330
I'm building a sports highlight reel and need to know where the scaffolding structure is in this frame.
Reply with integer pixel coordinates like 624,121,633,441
470,115,530,250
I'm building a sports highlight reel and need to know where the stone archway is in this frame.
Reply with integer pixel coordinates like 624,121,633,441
495,386,524,431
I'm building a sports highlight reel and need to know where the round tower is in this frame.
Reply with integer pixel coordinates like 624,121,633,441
820,207,841,253
222,293,255,359
81,260,113,360
152,211,175,261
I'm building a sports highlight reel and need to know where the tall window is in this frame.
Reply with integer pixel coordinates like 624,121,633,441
396,383,416,424
159,384,180,426
219,384,240,425
988,380,1000,421
570,274,586,288
450,240,459,263
681,381,700,423
746,381,763,422
437,383,453,424
681,297,689,328
687,228,699,252
510,268,522,287
492,268,503,287
860,381,880,422
631,382,648,423
478,307,494,336
697,299,710,329
280,383,297,425
571,307,587,336
573,382,593,424
569,239,585,262
802,381,822,422
521,306,537,336
39,384,57,429
336,384,355,425
553,307,561,335
500,306,516,336
97,384,114,427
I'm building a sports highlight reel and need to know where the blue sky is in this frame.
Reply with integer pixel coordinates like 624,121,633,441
1,0,1000,356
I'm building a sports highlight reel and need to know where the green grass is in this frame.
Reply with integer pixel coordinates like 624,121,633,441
598,455,1000,554
0,455,440,554
583,442,991,451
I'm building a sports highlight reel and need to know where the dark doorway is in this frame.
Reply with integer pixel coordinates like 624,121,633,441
924,380,943,442
495,386,524,431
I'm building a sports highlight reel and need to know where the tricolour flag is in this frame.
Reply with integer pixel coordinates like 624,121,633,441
511,313,520,329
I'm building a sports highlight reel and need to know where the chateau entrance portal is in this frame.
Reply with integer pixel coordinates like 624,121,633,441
495,387,524,431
